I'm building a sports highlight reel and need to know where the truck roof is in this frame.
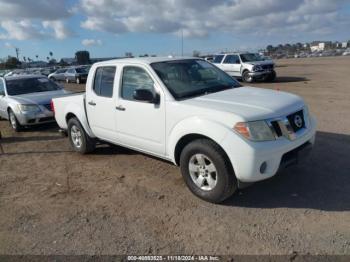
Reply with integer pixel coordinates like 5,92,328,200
93,56,198,66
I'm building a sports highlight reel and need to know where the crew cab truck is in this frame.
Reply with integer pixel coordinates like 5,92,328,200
52,57,316,203
213,53,276,83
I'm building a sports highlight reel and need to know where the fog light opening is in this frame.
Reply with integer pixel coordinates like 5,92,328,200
260,162,267,174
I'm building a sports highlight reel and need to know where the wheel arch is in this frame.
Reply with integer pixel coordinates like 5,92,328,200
168,117,232,166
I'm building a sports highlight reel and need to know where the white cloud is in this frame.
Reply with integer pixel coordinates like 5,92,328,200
82,38,103,46
0,0,73,40
78,0,350,38
0,20,45,40
42,20,73,39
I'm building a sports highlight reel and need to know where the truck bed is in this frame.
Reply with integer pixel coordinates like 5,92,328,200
52,92,87,131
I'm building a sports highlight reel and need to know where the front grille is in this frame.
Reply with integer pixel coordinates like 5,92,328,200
268,109,307,141
262,64,274,70
287,110,305,132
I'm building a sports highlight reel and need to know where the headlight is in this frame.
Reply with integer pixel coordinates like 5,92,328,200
18,104,40,113
234,121,275,141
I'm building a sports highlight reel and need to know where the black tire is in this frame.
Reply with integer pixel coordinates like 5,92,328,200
67,117,95,154
8,109,22,132
265,70,276,82
242,70,253,83
180,139,237,203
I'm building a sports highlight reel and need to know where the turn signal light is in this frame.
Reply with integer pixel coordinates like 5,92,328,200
234,122,250,139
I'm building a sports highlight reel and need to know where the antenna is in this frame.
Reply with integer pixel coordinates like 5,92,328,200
15,47,20,60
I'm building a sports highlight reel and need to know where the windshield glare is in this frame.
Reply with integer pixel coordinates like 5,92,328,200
151,59,241,100
240,53,264,62
6,77,62,96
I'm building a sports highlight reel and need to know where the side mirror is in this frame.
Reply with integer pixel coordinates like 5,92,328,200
0,90,5,97
133,89,159,104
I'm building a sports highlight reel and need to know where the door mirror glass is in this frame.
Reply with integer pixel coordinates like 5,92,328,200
133,89,159,104
0,90,5,96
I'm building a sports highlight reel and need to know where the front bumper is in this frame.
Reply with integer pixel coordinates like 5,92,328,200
248,70,274,77
16,107,55,125
221,116,317,183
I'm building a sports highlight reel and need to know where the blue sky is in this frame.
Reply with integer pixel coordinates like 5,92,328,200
1,0,349,61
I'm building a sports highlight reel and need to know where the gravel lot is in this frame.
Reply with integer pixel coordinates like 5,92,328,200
0,56,349,255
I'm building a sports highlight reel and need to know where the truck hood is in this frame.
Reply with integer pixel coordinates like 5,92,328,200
9,89,68,105
182,87,304,121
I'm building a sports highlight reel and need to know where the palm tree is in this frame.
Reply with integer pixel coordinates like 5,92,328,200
49,51,53,58
36,55,39,61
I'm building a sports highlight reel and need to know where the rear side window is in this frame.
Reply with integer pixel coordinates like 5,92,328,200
213,55,224,63
223,55,240,64
93,67,116,98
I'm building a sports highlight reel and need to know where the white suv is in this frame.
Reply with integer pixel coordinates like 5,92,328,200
213,53,276,83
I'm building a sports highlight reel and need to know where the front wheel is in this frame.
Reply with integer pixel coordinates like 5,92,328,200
265,70,276,82
180,139,237,203
8,110,22,132
242,70,253,83
67,117,95,154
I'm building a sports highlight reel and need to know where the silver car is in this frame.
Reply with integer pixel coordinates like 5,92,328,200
48,68,67,81
0,75,69,131
64,67,88,84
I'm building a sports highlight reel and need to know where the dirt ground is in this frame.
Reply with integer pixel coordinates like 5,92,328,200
0,56,349,255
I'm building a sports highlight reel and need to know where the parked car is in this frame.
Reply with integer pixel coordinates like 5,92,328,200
213,53,276,83
64,67,89,84
48,68,67,81
0,75,69,131
52,57,316,203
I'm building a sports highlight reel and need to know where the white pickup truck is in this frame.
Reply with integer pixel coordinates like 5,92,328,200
52,57,316,203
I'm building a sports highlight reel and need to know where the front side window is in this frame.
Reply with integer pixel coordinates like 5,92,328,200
5,78,62,96
121,66,154,101
223,55,240,64
213,55,224,63
240,53,264,62
151,59,241,100
93,67,116,98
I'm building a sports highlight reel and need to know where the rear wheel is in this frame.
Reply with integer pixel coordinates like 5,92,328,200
67,117,95,154
242,70,253,83
8,109,22,132
180,139,237,203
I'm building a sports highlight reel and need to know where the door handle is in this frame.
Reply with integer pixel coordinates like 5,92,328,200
88,101,96,106
116,105,126,111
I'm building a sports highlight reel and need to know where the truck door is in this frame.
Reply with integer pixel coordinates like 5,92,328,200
115,65,166,156
85,66,117,141
220,55,241,77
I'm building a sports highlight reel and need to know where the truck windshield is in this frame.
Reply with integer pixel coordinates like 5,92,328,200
151,59,241,100
240,53,264,62
6,77,62,96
